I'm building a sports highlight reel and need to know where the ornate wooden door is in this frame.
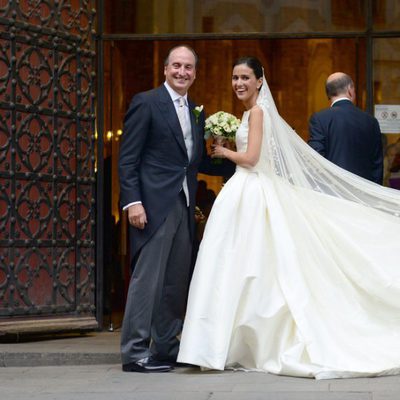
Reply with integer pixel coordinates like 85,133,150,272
0,1,97,333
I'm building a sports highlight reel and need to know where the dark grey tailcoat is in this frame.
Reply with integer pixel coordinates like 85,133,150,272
119,84,205,258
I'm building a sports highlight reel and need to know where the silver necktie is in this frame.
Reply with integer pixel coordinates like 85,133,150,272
176,97,192,206
177,97,190,140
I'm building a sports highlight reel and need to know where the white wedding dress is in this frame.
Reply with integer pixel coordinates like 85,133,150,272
177,89,400,379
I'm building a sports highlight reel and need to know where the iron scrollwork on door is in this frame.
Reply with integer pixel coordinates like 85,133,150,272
0,1,96,319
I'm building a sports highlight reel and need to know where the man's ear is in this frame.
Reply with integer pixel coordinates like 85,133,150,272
348,85,356,102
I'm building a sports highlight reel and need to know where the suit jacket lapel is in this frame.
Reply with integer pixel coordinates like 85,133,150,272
156,85,188,157
188,98,200,163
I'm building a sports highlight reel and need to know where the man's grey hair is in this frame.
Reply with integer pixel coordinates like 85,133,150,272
164,45,199,67
325,74,354,99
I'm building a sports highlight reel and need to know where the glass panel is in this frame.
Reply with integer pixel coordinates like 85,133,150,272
374,0,400,31
373,38,400,188
103,0,367,34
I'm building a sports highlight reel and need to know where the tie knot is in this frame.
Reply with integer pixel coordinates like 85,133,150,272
178,97,185,107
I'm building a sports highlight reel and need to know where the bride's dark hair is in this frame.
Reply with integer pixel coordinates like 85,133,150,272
233,56,263,79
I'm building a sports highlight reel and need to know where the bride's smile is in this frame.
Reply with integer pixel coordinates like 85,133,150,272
232,64,263,109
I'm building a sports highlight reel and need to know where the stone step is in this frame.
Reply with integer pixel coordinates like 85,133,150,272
0,331,120,367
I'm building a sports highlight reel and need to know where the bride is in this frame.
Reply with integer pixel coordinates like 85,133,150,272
177,56,400,379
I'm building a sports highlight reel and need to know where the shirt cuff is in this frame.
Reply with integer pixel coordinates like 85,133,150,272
123,201,142,210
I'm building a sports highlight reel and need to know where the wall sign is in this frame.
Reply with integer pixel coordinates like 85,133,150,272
375,105,400,134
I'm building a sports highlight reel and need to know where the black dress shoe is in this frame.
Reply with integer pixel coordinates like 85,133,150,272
122,357,173,373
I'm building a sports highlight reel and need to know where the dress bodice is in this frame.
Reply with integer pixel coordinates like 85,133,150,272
235,110,270,174
235,111,250,154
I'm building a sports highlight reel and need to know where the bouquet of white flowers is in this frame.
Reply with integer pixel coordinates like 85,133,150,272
204,111,241,143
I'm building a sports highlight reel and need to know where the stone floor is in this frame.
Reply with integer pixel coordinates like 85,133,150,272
0,331,399,400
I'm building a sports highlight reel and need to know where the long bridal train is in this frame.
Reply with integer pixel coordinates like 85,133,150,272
177,78,400,379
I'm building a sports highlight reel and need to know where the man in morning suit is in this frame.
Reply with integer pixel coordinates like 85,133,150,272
308,72,383,184
118,45,233,373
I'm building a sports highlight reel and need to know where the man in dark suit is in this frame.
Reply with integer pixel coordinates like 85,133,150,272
308,72,383,184
118,45,231,373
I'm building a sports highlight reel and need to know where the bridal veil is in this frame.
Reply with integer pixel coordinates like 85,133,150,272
257,74,400,216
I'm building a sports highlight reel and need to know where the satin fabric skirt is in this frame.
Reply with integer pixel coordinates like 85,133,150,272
177,168,400,379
